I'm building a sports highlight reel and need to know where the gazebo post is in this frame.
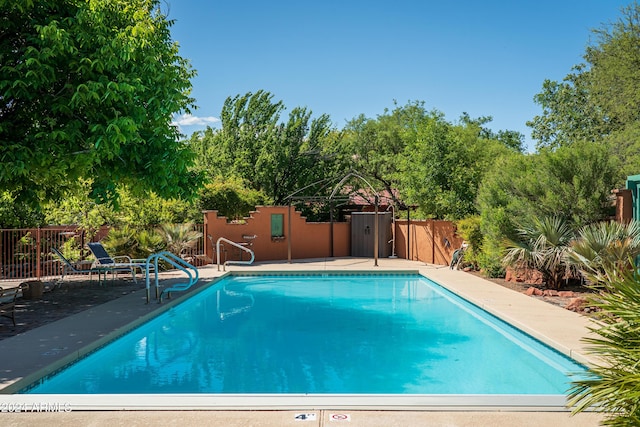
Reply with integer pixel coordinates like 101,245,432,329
329,200,334,257
287,203,292,263
374,195,379,267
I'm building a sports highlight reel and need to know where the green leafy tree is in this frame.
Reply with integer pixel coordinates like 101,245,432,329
401,111,516,219
478,141,620,238
527,3,640,175
0,0,200,207
340,103,521,219
258,107,336,204
43,182,199,229
527,67,612,150
190,91,338,204
341,102,425,207
0,191,45,228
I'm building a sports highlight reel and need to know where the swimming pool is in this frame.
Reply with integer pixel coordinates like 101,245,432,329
24,272,586,398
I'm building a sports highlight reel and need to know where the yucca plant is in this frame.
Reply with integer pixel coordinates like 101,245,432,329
568,264,640,426
135,229,166,258
502,216,576,289
568,220,640,286
158,223,202,257
101,226,138,258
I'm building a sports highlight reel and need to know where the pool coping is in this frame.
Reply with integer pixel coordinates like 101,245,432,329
0,259,599,412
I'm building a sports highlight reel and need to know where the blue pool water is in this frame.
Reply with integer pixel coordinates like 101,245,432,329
26,273,585,394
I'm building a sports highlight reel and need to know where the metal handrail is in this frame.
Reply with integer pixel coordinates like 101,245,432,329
145,251,199,303
216,237,255,271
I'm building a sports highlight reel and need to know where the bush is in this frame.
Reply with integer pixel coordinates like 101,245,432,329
455,216,482,269
101,226,166,260
198,179,268,221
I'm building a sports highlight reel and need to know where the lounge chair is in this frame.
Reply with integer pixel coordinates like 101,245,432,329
51,247,100,283
87,242,149,284
0,285,24,326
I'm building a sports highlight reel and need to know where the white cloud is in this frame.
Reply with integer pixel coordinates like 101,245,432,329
172,113,220,127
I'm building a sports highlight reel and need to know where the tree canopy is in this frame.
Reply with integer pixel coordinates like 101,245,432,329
527,2,640,175
340,102,522,220
0,0,199,207
188,90,339,205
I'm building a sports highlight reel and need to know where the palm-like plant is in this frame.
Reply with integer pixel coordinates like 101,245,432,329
101,226,138,258
136,229,166,258
568,265,640,426
568,220,640,285
158,223,202,257
502,216,576,289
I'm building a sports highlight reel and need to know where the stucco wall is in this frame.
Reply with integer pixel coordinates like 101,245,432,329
203,206,350,262
204,207,460,266
394,219,463,265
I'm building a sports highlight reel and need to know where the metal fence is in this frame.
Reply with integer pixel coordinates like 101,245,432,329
0,225,205,283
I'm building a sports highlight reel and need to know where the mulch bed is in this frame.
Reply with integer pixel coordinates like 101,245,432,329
468,270,598,314
0,280,141,341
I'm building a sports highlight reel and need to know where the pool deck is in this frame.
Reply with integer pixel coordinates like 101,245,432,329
0,258,604,426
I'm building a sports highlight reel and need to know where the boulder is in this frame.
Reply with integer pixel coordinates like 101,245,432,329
558,291,575,298
565,297,588,312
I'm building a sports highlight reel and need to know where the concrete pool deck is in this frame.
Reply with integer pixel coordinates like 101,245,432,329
0,258,604,426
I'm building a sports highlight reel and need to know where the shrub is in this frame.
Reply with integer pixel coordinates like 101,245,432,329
455,216,483,269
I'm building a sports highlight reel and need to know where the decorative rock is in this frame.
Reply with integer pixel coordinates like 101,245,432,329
543,289,559,297
565,297,588,312
558,291,575,298
525,287,544,296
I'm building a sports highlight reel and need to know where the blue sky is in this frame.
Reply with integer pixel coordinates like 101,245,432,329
167,0,632,151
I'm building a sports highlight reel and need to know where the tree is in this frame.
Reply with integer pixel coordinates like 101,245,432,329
340,103,521,219
527,2,640,175
258,107,336,204
341,102,426,208
0,0,199,206
190,91,339,204
527,67,613,150
478,141,620,232
401,111,517,219
477,141,620,276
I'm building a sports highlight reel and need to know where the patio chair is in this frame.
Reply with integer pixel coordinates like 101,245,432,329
87,242,149,284
0,285,25,326
51,247,100,283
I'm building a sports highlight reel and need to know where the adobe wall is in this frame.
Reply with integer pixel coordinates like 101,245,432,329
613,188,633,224
204,207,460,266
203,206,350,262
395,219,463,265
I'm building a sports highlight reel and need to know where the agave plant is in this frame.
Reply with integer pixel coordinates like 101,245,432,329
158,223,203,257
568,220,640,286
502,216,576,289
568,264,640,426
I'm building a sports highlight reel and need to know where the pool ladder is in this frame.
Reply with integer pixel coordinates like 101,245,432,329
216,237,255,271
145,251,199,303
